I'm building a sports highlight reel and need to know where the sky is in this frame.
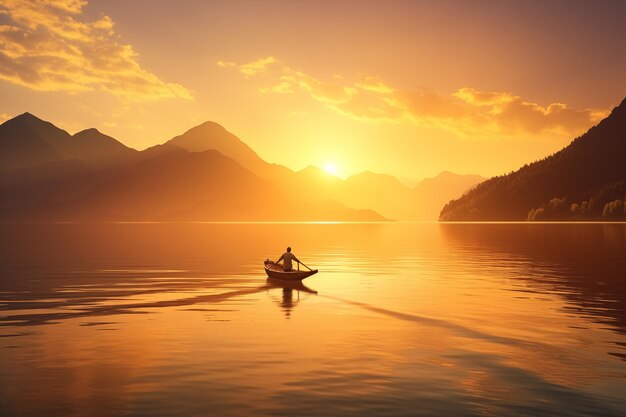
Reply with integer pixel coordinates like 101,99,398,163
1,0,625,180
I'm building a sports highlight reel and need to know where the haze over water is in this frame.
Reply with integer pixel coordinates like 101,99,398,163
0,222,625,417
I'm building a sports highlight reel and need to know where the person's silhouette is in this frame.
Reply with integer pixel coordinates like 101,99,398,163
276,247,300,271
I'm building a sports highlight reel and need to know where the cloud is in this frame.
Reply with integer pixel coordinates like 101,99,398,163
259,81,292,94
453,88,607,135
354,75,395,95
280,69,357,104
0,0,191,101
238,56,277,77
216,60,236,68
218,57,608,138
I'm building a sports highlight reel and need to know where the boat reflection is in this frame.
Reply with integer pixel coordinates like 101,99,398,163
266,277,318,319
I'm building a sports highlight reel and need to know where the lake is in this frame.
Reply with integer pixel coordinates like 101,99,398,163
0,222,625,417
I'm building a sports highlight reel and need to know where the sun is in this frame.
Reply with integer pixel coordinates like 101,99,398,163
323,162,339,176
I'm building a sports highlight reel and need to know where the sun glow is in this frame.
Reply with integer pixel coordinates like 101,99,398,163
323,162,339,176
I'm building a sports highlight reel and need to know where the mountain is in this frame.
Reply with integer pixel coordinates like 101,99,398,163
69,128,138,166
11,148,385,222
0,114,386,221
340,171,413,219
440,97,626,221
0,113,137,170
0,112,486,222
58,148,269,220
293,169,484,220
276,168,484,220
0,112,67,169
164,121,291,182
0,159,94,213
167,121,261,167
163,120,485,220
162,123,398,217
0,113,139,213
291,165,344,197
414,171,485,220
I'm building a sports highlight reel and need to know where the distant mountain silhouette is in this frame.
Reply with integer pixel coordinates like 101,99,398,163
0,113,67,169
70,128,137,166
0,113,486,221
0,159,93,213
163,122,484,220
0,114,387,221
440,97,626,221
275,167,484,220
0,113,136,170
342,171,413,219
291,165,343,197
164,121,291,182
414,171,485,220
58,147,382,221
59,148,271,221
167,121,262,168
332,170,485,220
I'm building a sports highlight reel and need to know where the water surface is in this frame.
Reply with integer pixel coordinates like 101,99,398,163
0,223,625,416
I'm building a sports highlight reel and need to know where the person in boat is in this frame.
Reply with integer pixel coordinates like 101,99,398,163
276,247,301,272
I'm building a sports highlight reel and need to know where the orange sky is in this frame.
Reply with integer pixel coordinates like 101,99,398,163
1,0,624,180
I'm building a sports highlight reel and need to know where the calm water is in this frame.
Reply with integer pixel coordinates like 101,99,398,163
0,223,625,417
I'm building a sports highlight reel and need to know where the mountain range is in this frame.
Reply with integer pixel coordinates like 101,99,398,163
440,97,626,221
0,113,484,222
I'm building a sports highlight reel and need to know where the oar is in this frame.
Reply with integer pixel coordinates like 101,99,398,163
298,261,314,271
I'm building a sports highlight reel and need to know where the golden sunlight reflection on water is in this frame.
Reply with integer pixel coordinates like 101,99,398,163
0,222,625,416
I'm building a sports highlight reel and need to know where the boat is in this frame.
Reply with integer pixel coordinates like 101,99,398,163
264,260,318,281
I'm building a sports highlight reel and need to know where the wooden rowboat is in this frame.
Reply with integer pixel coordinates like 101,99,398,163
264,260,318,281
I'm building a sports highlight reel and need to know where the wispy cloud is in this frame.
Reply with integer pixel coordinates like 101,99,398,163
217,56,277,77
0,0,192,101
218,56,608,138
